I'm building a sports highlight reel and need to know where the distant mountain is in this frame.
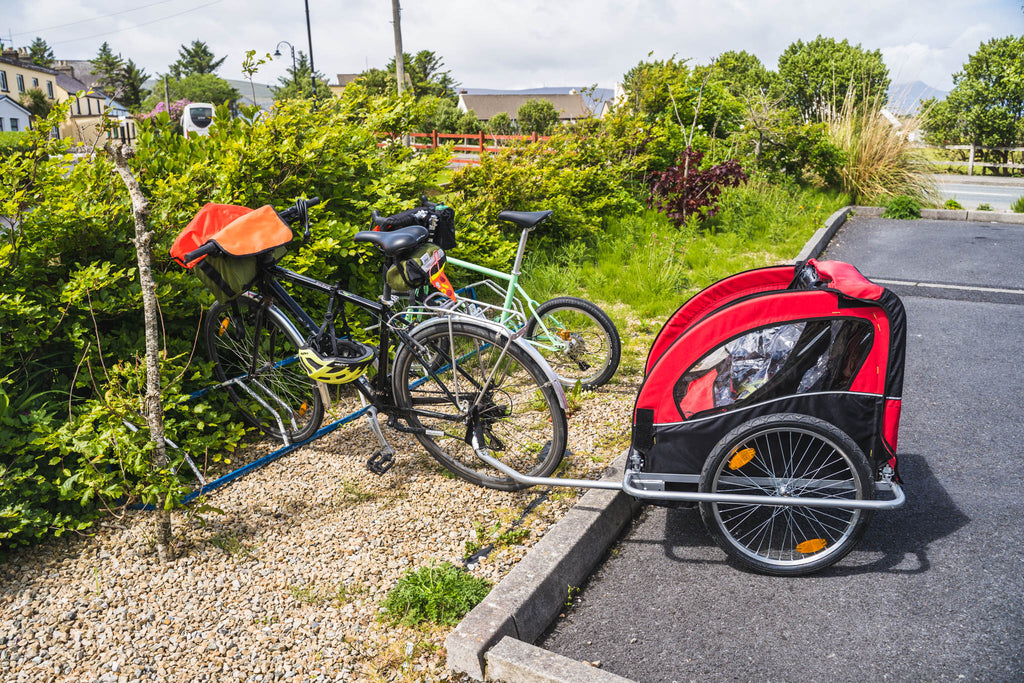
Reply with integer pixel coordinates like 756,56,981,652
460,86,614,116
887,81,947,116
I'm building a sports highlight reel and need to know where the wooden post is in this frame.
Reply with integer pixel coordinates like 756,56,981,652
432,129,438,149
968,143,975,176
532,132,538,143
478,130,484,154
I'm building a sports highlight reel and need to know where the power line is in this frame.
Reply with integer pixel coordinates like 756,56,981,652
47,1,224,47
12,0,180,38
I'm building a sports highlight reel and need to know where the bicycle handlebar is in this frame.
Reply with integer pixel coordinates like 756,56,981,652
182,196,321,263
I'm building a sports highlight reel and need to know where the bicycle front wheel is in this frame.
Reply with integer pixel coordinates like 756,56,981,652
205,294,324,443
392,319,568,491
523,296,621,390
698,413,874,576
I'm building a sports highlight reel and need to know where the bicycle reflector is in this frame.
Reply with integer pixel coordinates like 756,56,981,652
297,339,375,384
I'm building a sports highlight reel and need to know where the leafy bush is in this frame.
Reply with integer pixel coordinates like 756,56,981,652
1012,196,1024,213
648,147,748,226
882,195,922,219
729,104,846,186
944,198,965,210
380,562,491,626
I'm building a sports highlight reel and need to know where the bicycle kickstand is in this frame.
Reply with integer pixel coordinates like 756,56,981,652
359,397,396,475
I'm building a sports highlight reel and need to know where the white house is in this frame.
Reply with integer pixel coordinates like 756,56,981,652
0,94,32,133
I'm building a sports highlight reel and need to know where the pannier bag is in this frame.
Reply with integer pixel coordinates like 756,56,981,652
376,203,456,250
170,204,293,303
386,243,456,300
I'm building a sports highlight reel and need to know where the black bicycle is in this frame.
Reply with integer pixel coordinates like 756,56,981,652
172,197,568,491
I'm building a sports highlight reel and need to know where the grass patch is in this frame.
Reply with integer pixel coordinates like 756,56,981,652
380,562,492,627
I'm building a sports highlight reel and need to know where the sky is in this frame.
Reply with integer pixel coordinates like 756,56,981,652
3,0,1023,94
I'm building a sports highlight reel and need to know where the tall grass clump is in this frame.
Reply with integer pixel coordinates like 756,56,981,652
825,94,936,205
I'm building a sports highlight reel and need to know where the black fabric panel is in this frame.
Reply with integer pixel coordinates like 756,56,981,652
878,288,907,398
643,392,883,475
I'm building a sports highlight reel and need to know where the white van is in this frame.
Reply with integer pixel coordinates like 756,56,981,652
181,103,215,137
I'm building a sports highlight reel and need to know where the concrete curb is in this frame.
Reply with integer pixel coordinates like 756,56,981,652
445,450,641,681
485,636,635,683
794,206,853,262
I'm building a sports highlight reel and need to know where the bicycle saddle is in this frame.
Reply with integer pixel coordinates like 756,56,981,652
353,225,428,256
498,210,553,230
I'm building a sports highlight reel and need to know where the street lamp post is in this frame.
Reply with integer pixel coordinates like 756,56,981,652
273,40,297,88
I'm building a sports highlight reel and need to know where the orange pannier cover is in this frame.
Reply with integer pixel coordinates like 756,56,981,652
170,204,294,268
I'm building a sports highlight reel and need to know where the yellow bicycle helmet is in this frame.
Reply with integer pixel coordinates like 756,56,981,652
297,338,375,384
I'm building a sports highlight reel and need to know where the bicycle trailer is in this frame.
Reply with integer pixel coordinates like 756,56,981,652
474,258,907,574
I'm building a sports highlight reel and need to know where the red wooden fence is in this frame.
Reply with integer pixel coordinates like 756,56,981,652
403,131,551,164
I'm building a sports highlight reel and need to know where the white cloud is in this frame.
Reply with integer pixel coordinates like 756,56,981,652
4,0,1022,92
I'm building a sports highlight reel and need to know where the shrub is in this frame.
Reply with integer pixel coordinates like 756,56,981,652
944,198,964,210
976,203,992,211
380,562,491,627
882,195,922,219
1012,196,1024,213
648,147,748,227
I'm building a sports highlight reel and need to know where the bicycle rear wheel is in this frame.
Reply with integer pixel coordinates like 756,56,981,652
391,318,568,491
205,294,324,443
524,296,621,390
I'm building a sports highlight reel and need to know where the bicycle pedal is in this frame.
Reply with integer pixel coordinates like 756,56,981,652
367,450,395,475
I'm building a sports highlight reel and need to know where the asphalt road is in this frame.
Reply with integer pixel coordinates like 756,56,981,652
539,216,1024,682
930,173,1024,211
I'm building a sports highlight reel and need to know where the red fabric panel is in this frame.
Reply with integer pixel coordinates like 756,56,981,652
677,369,718,418
883,397,902,455
170,204,253,267
810,259,884,300
645,265,795,375
637,290,889,423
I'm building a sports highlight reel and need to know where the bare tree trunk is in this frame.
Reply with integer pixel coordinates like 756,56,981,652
106,141,174,562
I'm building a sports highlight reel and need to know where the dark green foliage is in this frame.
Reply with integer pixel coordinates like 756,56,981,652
89,42,124,94
923,35,1024,170
169,40,227,79
380,562,491,626
141,73,240,111
28,37,54,68
882,195,922,219
715,50,776,98
776,36,890,119
488,112,515,135
362,50,460,102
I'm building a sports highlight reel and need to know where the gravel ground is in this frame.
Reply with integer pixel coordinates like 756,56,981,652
0,361,640,682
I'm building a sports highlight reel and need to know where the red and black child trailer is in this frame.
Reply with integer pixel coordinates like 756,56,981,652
480,259,907,575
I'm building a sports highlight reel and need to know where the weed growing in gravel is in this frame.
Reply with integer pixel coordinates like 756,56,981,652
977,203,992,211
336,480,375,506
207,531,256,558
380,562,492,627
1013,196,1024,213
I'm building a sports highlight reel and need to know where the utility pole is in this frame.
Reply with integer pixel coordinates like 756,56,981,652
392,0,405,96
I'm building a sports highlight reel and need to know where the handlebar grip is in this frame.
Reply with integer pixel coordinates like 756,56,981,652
277,196,321,225
370,210,386,226
183,241,221,264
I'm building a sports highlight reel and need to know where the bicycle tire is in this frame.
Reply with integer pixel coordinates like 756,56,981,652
205,294,325,443
391,318,568,491
523,296,621,390
698,413,874,576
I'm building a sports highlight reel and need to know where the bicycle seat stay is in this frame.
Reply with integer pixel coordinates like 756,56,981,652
498,210,552,230
353,225,429,257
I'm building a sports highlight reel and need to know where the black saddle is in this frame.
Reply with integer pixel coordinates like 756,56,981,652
353,225,428,257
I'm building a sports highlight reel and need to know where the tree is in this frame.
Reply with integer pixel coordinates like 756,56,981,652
20,89,53,120
360,51,459,101
271,51,330,101
923,35,1024,158
169,40,226,79
28,37,54,68
119,59,150,111
776,36,890,119
89,42,125,94
488,111,516,135
517,99,559,135
715,50,776,98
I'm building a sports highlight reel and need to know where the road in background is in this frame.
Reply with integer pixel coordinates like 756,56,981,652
930,173,1024,211
539,216,1024,682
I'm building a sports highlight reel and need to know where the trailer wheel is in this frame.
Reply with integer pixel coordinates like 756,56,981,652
698,413,874,576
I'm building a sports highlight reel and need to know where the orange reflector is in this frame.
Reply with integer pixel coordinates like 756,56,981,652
558,329,572,341
796,539,827,554
728,448,755,470
219,318,230,336
298,402,308,417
